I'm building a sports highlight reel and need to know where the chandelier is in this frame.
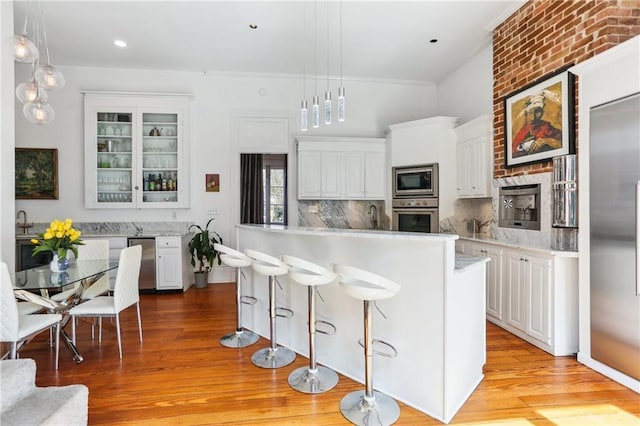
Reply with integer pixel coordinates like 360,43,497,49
300,0,345,131
12,1,65,125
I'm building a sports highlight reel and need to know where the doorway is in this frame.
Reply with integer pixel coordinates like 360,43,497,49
240,153,287,225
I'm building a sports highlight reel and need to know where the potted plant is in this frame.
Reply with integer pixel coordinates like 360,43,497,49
187,218,223,289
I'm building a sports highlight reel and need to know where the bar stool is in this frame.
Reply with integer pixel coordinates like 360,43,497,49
245,249,296,369
282,255,339,394
214,243,259,348
333,264,402,426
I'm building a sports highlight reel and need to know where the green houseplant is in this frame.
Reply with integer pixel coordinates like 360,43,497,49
187,218,223,289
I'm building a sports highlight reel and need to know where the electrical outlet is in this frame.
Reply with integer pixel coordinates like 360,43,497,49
205,208,216,215
171,211,177,220
308,205,319,213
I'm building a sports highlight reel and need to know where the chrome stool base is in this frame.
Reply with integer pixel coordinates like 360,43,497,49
288,365,339,394
340,390,400,426
220,329,259,348
251,346,296,369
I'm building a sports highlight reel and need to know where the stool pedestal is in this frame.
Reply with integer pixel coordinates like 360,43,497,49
251,275,296,368
288,286,338,393
340,300,399,425
220,266,259,348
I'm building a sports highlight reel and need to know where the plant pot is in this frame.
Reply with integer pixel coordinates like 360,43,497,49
194,271,208,289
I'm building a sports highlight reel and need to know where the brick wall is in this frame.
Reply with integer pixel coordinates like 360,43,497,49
493,0,640,177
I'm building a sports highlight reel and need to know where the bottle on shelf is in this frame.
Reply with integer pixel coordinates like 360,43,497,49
143,174,149,191
149,174,155,191
157,173,163,191
162,175,167,191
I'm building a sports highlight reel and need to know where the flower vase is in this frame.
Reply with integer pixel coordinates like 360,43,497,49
50,253,70,272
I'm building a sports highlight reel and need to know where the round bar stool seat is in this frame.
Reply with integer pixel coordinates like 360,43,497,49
333,264,402,426
214,244,259,348
282,255,339,394
246,249,296,369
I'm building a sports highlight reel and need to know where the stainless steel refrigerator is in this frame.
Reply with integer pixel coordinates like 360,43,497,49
589,93,640,381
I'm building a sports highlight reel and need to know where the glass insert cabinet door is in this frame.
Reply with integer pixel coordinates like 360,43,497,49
95,111,134,206
140,112,179,205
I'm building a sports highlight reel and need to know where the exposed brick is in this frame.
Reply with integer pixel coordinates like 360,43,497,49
492,0,640,177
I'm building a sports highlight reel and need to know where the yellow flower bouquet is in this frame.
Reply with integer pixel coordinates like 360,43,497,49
31,218,84,262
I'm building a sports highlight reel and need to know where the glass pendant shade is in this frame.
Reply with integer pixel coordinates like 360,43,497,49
324,91,332,125
35,64,65,91
13,35,39,63
338,87,345,122
301,100,308,131
312,95,320,128
15,79,48,104
23,100,55,125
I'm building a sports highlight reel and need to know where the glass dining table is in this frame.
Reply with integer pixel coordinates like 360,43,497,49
12,260,119,363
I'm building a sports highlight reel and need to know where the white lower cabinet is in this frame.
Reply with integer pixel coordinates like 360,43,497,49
155,236,183,290
457,238,578,356
505,251,550,346
471,244,503,321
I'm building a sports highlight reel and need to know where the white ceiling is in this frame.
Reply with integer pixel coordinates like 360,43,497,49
13,0,525,83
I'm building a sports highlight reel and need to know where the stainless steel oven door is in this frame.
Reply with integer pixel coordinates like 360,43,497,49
392,208,439,233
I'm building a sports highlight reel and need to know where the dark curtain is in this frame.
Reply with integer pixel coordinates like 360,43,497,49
240,154,264,224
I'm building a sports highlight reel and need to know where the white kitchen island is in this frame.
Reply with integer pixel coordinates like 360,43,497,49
236,224,489,424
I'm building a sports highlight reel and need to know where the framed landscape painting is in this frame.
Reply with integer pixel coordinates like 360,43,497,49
15,148,59,199
504,68,575,167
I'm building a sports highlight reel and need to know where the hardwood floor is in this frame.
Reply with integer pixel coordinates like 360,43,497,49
22,283,640,425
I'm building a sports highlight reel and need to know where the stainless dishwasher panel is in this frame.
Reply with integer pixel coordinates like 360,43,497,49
127,238,156,291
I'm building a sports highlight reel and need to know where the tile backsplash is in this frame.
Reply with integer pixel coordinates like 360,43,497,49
298,200,388,230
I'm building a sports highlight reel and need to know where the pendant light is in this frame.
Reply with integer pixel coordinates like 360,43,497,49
324,0,332,125
312,0,320,129
300,3,308,132
16,63,48,104
23,84,55,125
12,14,39,64
337,0,345,122
34,2,65,91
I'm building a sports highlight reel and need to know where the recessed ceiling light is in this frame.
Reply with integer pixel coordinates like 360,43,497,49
114,40,127,48
249,24,258,29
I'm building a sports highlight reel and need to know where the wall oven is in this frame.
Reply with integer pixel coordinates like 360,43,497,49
392,198,439,233
392,163,438,198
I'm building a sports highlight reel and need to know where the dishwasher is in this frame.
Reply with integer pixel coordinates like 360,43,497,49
127,238,156,293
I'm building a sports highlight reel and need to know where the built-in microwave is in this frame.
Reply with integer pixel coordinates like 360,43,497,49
392,163,438,198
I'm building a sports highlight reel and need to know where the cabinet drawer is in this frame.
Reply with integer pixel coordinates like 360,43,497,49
156,236,180,248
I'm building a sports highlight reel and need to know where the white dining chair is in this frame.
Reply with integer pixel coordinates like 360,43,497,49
69,244,142,359
50,239,110,303
0,262,62,369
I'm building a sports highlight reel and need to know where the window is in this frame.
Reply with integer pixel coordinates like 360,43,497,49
262,154,287,225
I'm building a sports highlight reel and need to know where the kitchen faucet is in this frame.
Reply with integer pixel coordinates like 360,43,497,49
16,210,32,234
368,205,379,230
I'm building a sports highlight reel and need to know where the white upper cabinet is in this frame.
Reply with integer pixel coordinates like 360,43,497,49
454,115,493,198
297,136,387,200
84,93,190,209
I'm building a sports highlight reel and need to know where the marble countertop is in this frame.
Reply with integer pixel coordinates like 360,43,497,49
456,233,578,257
16,231,186,240
454,253,490,272
237,224,459,242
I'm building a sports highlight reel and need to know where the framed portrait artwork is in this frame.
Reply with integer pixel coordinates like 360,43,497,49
15,148,59,199
504,68,575,167
205,173,220,192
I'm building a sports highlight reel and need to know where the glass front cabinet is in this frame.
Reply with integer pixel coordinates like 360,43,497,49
84,93,190,209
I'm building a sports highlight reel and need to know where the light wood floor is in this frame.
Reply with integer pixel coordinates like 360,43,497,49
22,283,640,425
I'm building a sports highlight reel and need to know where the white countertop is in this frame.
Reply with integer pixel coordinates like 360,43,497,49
456,234,578,257
236,224,459,242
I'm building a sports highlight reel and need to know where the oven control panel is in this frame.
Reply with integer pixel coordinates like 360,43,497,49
392,198,438,208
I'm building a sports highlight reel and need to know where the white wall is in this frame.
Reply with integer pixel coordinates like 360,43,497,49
1,2,16,269
436,43,494,123
13,64,436,244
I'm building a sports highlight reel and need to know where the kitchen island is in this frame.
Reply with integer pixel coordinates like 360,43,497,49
236,224,489,424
